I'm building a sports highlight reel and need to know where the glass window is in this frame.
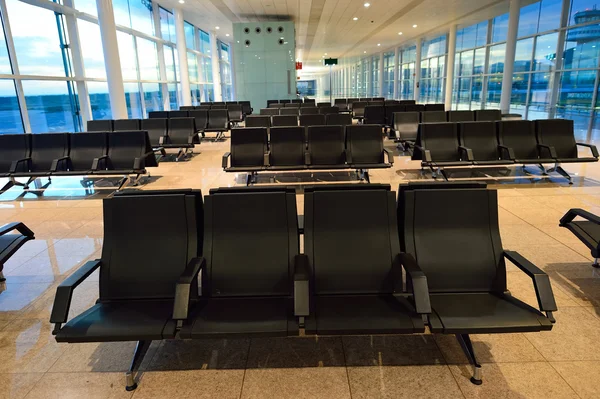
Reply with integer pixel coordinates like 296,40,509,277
159,7,175,43
136,38,159,81
0,11,13,74
473,48,486,74
128,0,154,36
200,30,211,55
459,50,474,76
124,82,142,119
188,53,199,82
488,44,506,74
401,46,416,63
168,83,178,109
486,76,503,106
0,80,24,133
475,21,489,47
518,2,541,37
511,73,530,108
164,46,177,81
538,0,563,33
184,22,196,50
422,35,447,59
460,25,477,50
220,42,230,62
515,38,534,72
118,32,138,80
86,81,112,120
533,33,559,72
203,57,213,83
564,28,600,69
141,83,163,114
528,72,552,115
112,0,131,29
22,80,77,133
492,14,509,43
570,0,600,26
77,20,106,79
558,70,595,111
74,0,98,16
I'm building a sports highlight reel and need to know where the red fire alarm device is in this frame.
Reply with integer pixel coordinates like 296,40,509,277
296,62,303,70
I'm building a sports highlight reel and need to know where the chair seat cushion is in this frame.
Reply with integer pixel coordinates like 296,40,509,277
55,300,177,343
427,161,471,167
473,160,514,166
564,221,600,257
267,165,308,171
308,164,349,169
225,166,265,172
514,158,555,164
557,157,598,163
428,292,553,334
51,170,93,176
93,169,141,175
349,163,391,169
180,297,296,339
305,295,424,335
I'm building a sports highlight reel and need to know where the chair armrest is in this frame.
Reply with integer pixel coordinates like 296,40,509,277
415,146,432,163
537,144,558,159
294,254,310,317
9,157,31,173
50,259,101,328
458,146,474,161
305,151,311,165
383,148,394,165
560,208,600,226
159,136,166,145
498,145,515,160
91,155,109,171
504,251,557,318
577,143,599,158
264,151,270,166
50,156,70,172
0,222,34,237
187,134,195,145
222,152,231,169
345,148,353,164
398,253,431,315
133,156,145,170
173,257,206,320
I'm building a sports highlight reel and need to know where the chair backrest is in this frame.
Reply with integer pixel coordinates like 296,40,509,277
372,97,385,102
304,99,316,105
419,123,461,162
230,128,268,167
260,108,279,116
319,106,339,115
272,115,298,127
100,191,201,301
270,103,284,108
299,114,326,127
198,105,211,111
69,132,107,171
385,105,404,125
180,106,195,111
285,103,301,108
106,131,154,170
304,184,399,295
208,109,229,129
291,99,302,104
385,100,399,105
87,119,113,132
279,99,291,103
421,111,447,123
30,133,70,172
347,98,359,110
269,127,306,167
459,121,500,162
149,111,169,119
227,104,243,121
405,104,425,113
393,112,419,141
346,124,384,164
352,101,368,117
447,110,475,122
401,186,505,293
168,117,198,145
188,110,208,130
280,108,300,116
425,104,445,112
239,101,252,114
317,102,331,108
267,100,279,107
300,107,319,115
334,99,347,105
307,125,345,166
0,134,30,173
204,187,298,297
535,119,578,159
497,120,540,160
475,109,502,121
225,101,238,105
113,119,141,132
245,115,271,128
399,100,416,105
326,113,352,126
141,118,167,146
213,102,225,106
363,105,386,125
169,111,189,118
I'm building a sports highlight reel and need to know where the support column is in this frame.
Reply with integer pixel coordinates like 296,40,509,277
152,4,171,110
414,39,422,102
445,24,458,111
174,8,191,106
96,0,127,119
379,52,384,97
549,0,571,118
210,31,223,101
500,0,520,114
393,47,400,99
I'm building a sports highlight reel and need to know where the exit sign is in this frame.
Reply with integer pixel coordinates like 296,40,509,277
324,58,338,66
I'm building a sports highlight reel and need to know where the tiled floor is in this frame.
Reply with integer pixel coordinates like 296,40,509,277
1,135,600,398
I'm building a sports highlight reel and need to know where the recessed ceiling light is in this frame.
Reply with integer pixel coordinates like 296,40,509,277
324,53,327,55
364,2,370,7
178,0,184,3
377,43,381,46
215,26,220,30
398,32,403,35
226,33,229,36
413,24,417,28
364,51,367,53
353,17,358,21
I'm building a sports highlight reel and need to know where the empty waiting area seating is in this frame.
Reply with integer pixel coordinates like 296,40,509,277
0,222,34,282
245,115,271,128
560,208,600,267
391,112,419,150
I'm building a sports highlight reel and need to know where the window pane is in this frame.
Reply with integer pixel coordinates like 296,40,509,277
476,21,489,47
188,53,198,82
22,80,77,133
460,25,477,50
564,25,600,69
488,44,506,74
511,73,530,107
200,31,211,55
124,83,142,119
538,0,563,33
471,76,483,108
457,77,471,105
190,83,201,105
203,57,213,83
528,72,552,118
474,48,486,74
422,35,446,58
86,81,112,120
518,2,540,38
558,70,595,110
0,11,12,74
533,33,558,72
220,42,230,62
569,0,600,26
0,80,24,133
136,38,159,81
128,0,154,36
168,83,178,109
492,14,509,43
486,75,503,107
112,0,131,28
74,0,98,16
164,46,177,81
185,22,196,50
159,7,175,43
77,20,106,79
142,83,163,114
515,38,534,72
459,50,474,76
6,0,66,77
118,32,137,80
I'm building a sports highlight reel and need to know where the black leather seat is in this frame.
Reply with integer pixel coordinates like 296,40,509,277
399,183,556,384
291,99,302,104
222,128,268,172
415,123,471,173
318,106,339,115
149,111,169,119
279,108,300,116
405,104,425,113
205,110,229,140
345,125,393,180
347,98,359,111
12,133,70,177
239,101,252,115
399,100,416,105
352,101,368,119
267,100,279,107
169,111,189,118
325,114,352,126
425,104,445,112
227,104,244,124
177,187,300,339
245,115,271,128
304,99,316,105
285,102,301,108
560,208,600,266
211,104,227,109
260,108,279,116
497,120,553,164
334,98,348,112
114,119,141,131
166,118,199,148
272,115,298,127
270,103,284,108
299,114,326,127
421,111,447,123
459,121,510,165
87,119,113,132
0,134,30,178
180,106,195,111
475,109,502,121
55,132,108,175
535,119,598,164
188,110,208,135
95,131,157,174
392,112,419,148
303,184,429,336
317,102,331,108
306,125,346,169
0,222,34,281
384,105,404,128
300,107,319,115
363,105,385,125
141,118,168,147
268,127,306,170
448,110,475,122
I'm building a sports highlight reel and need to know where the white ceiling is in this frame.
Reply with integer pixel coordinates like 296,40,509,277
173,0,537,72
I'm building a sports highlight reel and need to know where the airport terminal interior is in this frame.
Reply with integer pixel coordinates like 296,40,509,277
3,0,600,398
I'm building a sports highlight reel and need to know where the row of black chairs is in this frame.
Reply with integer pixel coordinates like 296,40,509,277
0,131,157,193
222,124,393,184
0,222,34,282
260,106,340,116
267,98,315,107
50,183,556,390
413,119,598,183
246,114,353,128
149,110,230,140
180,101,253,115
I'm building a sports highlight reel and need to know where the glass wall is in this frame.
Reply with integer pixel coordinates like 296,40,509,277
398,46,417,99
382,51,395,99
219,41,233,101
371,56,379,97
420,35,447,103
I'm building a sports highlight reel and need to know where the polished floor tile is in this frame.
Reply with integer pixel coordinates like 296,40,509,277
132,370,244,399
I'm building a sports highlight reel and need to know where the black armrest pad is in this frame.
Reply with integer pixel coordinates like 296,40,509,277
398,253,431,314
577,142,599,158
222,152,231,169
91,155,109,171
537,144,558,159
560,208,600,226
133,157,143,170
345,149,353,164
458,146,474,161
264,151,270,166
504,251,558,313
9,157,31,173
0,222,34,237
294,254,310,316
50,156,70,173
305,152,311,165
383,148,394,164
498,145,516,160
173,257,206,320
50,259,101,324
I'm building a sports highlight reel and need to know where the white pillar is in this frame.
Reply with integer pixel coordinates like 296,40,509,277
414,39,422,102
500,0,520,114
393,47,400,99
379,52,384,97
96,0,127,119
152,4,171,110
174,8,192,106
210,31,223,101
445,25,458,110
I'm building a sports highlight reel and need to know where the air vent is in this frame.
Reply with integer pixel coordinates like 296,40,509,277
255,27,261,34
